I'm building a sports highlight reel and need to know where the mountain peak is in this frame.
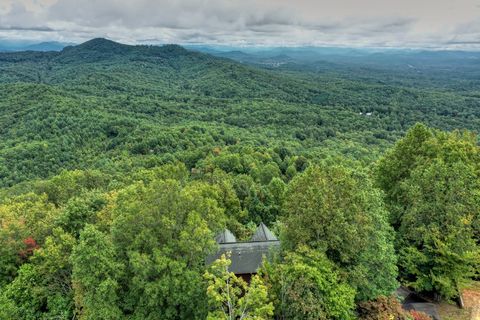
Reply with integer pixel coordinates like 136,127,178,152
56,38,196,63
64,38,189,55
74,38,128,51
58,38,132,61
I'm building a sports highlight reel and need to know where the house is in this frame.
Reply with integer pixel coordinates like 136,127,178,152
206,223,280,281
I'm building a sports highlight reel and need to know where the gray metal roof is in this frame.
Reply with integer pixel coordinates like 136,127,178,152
207,224,280,274
215,229,237,244
250,223,278,242
206,241,280,274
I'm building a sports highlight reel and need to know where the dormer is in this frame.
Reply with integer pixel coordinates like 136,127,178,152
215,229,237,244
250,222,278,242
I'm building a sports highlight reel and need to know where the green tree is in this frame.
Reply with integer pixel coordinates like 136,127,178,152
0,193,56,286
34,170,108,206
243,178,286,226
375,123,480,227
55,190,108,237
376,124,480,299
131,162,190,185
0,228,76,319
110,179,227,319
71,224,123,320
0,264,44,319
263,247,356,320
204,253,274,320
201,168,249,237
253,163,281,185
282,164,398,301
0,207,28,287
397,159,480,299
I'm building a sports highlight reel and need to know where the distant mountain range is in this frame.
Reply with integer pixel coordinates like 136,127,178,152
0,38,479,186
187,45,480,69
0,41,74,52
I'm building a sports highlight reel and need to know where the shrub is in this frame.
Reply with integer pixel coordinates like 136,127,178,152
357,295,410,320
409,310,432,320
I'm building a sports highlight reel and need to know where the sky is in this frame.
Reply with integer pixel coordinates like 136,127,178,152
0,0,480,49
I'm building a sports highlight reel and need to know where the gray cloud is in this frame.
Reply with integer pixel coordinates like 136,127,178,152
446,40,480,44
0,25,55,32
0,0,479,48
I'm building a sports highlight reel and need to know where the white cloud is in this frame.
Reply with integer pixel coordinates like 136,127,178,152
0,0,479,48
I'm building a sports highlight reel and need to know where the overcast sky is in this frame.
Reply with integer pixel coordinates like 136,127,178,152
1,0,480,48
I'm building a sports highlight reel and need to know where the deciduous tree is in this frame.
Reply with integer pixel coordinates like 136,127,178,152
282,164,398,301
71,224,123,320
205,253,274,320
376,124,480,299
262,247,356,320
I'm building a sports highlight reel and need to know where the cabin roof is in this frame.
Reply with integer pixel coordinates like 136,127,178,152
215,228,237,244
207,224,280,274
206,240,280,274
250,222,278,242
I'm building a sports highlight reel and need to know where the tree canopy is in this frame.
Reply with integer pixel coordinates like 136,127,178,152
376,124,480,299
1,38,479,318
281,164,398,301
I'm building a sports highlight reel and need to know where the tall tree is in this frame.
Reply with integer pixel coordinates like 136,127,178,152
281,164,398,301
110,178,227,319
376,124,480,299
71,224,123,320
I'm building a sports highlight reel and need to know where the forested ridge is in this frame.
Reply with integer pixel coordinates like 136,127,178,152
0,38,478,319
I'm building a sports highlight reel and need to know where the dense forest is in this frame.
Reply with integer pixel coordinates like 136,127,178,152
0,38,479,319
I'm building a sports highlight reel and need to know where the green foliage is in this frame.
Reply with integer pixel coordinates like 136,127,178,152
0,39,479,318
398,159,480,298
34,170,110,206
263,247,356,320
1,40,479,188
375,123,435,226
376,125,480,299
55,190,108,237
71,225,123,320
281,164,398,301
0,228,76,319
1,264,45,319
0,193,56,286
110,178,227,319
204,253,274,320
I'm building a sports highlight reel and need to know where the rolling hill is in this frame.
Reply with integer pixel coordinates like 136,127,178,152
0,38,479,320
0,38,479,187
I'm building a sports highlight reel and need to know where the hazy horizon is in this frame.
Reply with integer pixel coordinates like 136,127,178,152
1,0,480,50
3,37,480,53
